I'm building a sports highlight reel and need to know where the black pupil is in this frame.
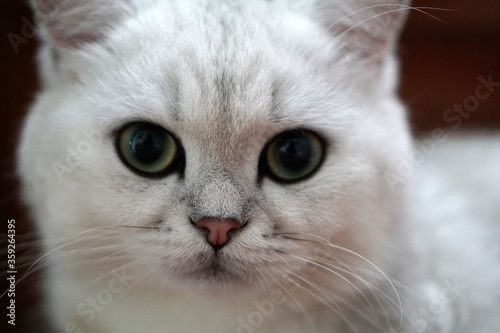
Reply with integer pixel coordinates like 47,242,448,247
129,127,164,164
277,134,312,172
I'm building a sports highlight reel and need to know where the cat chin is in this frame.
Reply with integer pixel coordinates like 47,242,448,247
160,268,261,296
178,261,247,287
135,250,256,293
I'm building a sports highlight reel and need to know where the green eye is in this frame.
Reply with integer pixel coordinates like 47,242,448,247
117,123,180,176
263,130,324,182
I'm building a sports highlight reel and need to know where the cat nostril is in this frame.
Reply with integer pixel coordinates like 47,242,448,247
196,218,241,250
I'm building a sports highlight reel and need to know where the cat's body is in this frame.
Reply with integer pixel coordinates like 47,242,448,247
17,0,500,332
401,136,500,332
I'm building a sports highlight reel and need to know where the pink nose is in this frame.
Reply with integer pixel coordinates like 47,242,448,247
196,218,241,249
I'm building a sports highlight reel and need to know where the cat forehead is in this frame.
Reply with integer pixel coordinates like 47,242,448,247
97,5,338,129
79,0,352,154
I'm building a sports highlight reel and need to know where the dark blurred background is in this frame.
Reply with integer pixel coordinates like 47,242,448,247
1,1,500,332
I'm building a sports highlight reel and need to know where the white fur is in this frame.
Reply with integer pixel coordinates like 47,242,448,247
18,1,500,332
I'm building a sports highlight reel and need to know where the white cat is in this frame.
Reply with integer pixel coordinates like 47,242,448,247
18,0,500,332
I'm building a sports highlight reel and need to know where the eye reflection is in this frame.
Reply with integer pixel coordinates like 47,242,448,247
117,123,181,176
263,130,324,182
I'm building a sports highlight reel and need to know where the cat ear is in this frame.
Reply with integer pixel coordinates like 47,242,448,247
31,0,134,49
315,0,410,64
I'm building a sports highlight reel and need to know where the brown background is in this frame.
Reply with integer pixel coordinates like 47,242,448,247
1,1,500,332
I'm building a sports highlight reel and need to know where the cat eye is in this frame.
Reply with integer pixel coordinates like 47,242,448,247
117,123,181,176
262,130,324,183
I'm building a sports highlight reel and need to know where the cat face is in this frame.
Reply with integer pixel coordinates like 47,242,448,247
20,0,411,297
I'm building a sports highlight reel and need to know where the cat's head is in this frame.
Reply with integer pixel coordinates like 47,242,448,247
20,0,411,296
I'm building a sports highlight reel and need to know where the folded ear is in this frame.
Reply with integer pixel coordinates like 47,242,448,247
314,0,411,64
31,0,134,49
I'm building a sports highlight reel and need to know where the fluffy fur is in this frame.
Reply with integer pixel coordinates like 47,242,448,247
18,0,500,332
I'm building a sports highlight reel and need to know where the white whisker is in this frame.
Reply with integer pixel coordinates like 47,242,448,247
294,232,404,328
283,252,375,313
268,269,320,333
